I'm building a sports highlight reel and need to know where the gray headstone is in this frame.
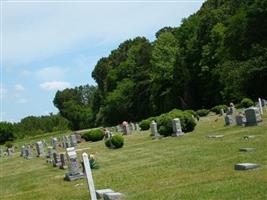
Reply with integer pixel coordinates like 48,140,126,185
64,147,84,181
207,135,224,138
135,123,141,132
150,120,160,138
75,132,82,143
235,163,260,170
258,98,263,115
20,145,26,157
25,145,32,159
70,134,78,147
245,107,262,126
103,192,125,200
172,118,183,136
224,115,235,126
59,153,68,169
239,148,255,152
52,152,61,167
47,146,54,158
129,123,135,131
7,148,12,156
36,141,45,157
122,124,131,135
220,108,225,116
96,189,114,199
51,137,58,149
235,114,245,126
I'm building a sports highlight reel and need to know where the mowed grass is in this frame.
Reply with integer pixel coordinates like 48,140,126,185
1,111,267,200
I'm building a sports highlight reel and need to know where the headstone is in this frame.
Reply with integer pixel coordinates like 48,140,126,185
104,129,112,140
172,118,183,136
75,132,82,143
207,135,224,138
52,152,61,167
129,122,135,132
239,148,255,152
36,141,45,157
235,163,260,170
7,148,12,156
59,153,68,169
25,145,33,159
116,125,123,133
151,120,160,138
135,123,141,132
245,107,262,126
235,114,245,126
47,146,54,158
243,135,255,140
20,145,26,157
103,192,125,200
224,115,235,126
226,103,236,115
70,134,78,147
42,139,47,147
122,122,131,135
64,147,84,181
96,189,114,199
258,98,263,115
82,153,97,200
63,136,71,149
51,137,58,149
220,108,225,116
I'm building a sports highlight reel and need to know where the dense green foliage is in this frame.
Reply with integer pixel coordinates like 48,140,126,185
53,85,96,130
0,114,69,143
0,122,15,144
82,129,104,142
196,109,210,117
105,134,124,149
211,105,228,114
240,98,254,108
52,0,266,128
140,109,196,136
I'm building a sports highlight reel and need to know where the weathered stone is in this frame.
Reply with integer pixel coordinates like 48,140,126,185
122,122,131,135
64,147,84,181
36,141,45,157
207,135,224,138
172,118,183,137
235,163,260,170
96,189,114,199
235,114,245,126
239,148,255,152
51,137,58,149
243,135,255,140
245,107,262,126
70,134,77,147
151,120,160,139
25,145,32,159
52,152,61,167
59,153,68,169
47,146,53,158
224,115,235,126
20,145,26,157
103,192,125,200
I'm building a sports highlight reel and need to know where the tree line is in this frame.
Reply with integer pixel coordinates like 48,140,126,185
1,0,266,143
54,0,267,129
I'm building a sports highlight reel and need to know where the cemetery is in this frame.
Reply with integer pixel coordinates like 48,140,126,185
0,102,266,200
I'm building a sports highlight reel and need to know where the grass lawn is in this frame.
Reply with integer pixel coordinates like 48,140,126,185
0,111,267,200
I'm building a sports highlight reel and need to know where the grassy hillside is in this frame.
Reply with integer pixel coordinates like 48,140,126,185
1,111,267,200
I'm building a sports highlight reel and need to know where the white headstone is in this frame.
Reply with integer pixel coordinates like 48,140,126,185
172,118,183,136
82,153,97,200
258,98,263,115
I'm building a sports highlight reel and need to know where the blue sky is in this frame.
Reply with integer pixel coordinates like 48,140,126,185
1,0,205,122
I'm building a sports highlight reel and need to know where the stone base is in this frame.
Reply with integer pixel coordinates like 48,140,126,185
172,132,183,137
235,163,260,170
207,135,224,138
239,148,255,152
96,189,114,199
64,172,84,181
103,192,125,200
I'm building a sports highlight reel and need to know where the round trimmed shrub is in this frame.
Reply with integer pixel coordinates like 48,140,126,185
211,105,228,114
196,109,209,117
105,134,124,149
240,98,254,108
82,129,104,142
139,117,155,130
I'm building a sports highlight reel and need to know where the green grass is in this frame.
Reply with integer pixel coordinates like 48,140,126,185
1,111,267,200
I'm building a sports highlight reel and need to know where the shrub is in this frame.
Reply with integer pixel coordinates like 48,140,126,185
185,110,198,118
196,109,209,117
5,141,13,148
139,117,155,130
240,98,254,108
105,134,124,149
211,105,228,114
82,129,104,142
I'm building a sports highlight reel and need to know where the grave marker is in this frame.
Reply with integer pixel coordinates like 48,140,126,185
245,107,262,126
172,118,183,136
36,141,45,157
235,163,260,170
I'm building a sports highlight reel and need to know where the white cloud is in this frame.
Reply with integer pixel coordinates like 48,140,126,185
3,2,204,66
36,66,68,81
18,98,28,104
40,81,71,91
15,84,25,91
